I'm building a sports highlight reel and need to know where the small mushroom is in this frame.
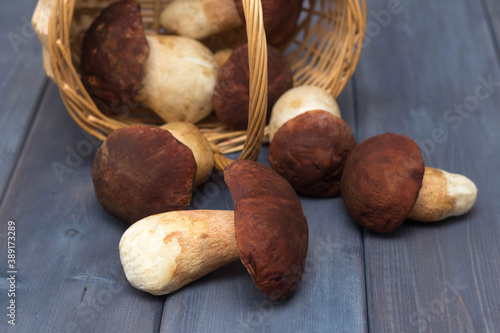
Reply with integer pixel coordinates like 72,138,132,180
92,125,213,224
268,86,356,197
81,1,218,123
340,133,478,233
160,0,303,46
213,44,294,130
119,160,309,300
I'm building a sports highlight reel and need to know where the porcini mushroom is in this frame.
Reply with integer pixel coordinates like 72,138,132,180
340,133,478,233
92,124,214,224
119,160,309,300
268,86,356,197
81,1,218,123
213,44,293,130
160,0,303,46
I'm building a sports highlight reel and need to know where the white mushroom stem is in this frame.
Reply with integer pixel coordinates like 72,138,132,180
138,35,219,124
269,86,342,141
408,167,478,222
160,0,242,40
161,122,215,186
119,210,238,296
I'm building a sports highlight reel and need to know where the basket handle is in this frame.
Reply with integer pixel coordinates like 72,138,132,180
213,0,268,170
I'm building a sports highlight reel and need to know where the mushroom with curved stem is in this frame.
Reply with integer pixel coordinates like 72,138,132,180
81,1,219,124
92,124,214,224
268,86,357,197
340,133,478,233
119,160,309,300
160,0,304,46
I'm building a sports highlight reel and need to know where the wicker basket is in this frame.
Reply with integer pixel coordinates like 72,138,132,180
33,0,366,170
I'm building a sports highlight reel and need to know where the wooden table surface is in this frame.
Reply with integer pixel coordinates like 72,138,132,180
1,0,500,332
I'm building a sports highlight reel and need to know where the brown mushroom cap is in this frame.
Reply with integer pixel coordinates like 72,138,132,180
213,44,293,130
81,1,149,112
269,110,356,197
224,160,308,300
234,0,303,46
92,126,197,224
340,133,425,233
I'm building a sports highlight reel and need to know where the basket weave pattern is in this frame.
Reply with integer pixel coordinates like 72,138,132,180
47,0,366,170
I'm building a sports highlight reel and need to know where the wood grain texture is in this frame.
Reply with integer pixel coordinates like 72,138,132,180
484,0,500,52
0,0,48,199
159,83,368,333
0,85,164,333
356,0,500,332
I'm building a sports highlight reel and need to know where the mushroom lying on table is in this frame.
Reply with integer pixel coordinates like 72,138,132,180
340,133,478,233
119,160,309,300
92,124,214,224
81,1,218,123
268,86,357,197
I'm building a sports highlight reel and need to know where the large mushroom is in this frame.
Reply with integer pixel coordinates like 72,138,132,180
159,0,303,46
268,86,357,197
340,133,478,233
92,124,214,224
119,160,309,300
81,1,218,123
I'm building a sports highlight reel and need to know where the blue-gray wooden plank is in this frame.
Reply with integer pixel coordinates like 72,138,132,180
0,84,164,332
0,0,48,199
159,83,368,333
356,0,500,331
483,0,500,52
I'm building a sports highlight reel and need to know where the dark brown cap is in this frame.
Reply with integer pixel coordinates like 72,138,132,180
234,0,303,46
213,44,293,130
92,126,196,224
269,110,356,197
340,133,425,233
81,1,149,113
224,160,308,300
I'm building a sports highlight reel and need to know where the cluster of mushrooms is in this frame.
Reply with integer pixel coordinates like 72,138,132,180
85,1,477,299
80,0,296,128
